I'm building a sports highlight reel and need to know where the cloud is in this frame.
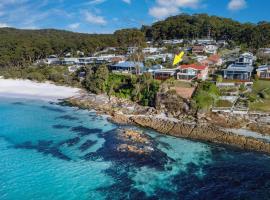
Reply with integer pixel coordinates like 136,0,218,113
149,0,203,19
149,6,179,19
122,0,131,4
84,11,107,25
88,0,107,5
0,22,9,27
68,23,80,30
228,0,247,11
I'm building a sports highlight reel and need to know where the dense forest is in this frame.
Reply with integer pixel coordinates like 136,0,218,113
1,13,270,68
142,13,270,49
0,28,118,67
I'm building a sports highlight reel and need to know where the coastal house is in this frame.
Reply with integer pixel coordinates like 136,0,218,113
223,64,254,80
201,54,223,67
45,55,60,65
76,51,84,57
61,57,78,65
163,39,183,45
146,64,164,74
68,65,81,73
223,52,255,81
153,68,177,80
78,57,95,65
193,38,216,45
142,47,162,54
204,45,218,54
145,53,173,62
127,47,138,54
192,45,205,55
256,65,270,79
200,54,222,74
177,64,208,81
237,52,255,66
217,40,228,47
109,61,145,74
195,55,208,63
258,48,270,55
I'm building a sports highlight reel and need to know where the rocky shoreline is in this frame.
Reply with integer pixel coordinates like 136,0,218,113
64,92,270,154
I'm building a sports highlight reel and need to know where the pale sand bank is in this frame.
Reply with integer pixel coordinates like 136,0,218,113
0,78,81,101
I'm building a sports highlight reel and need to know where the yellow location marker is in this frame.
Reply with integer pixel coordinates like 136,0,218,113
173,51,184,66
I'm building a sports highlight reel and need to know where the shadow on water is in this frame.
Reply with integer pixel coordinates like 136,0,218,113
52,124,71,129
71,126,103,136
79,140,97,152
56,115,79,121
12,102,25,105
41,105,66,113
14,140,71,161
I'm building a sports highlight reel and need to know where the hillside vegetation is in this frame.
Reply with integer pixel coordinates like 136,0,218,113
142,14,270,49
1,14,270,68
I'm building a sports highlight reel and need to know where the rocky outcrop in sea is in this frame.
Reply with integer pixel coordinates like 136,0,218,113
65,93,270,154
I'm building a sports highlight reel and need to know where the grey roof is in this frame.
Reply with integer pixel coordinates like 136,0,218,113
257,65,270,71
111,61,144,68
224,64,254,73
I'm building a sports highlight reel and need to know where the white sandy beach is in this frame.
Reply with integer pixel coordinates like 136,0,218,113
0,78,81,101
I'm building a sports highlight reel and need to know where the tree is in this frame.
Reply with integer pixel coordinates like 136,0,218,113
84,65,109,94
114,29,146,48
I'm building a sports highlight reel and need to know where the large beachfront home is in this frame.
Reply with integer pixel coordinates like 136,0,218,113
223,53,255,80
109,61,144,74
256,65,270,79
177,64,209,81
223,64,254,80
153,68,177,80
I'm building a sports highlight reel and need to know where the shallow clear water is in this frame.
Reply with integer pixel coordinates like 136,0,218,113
0,97,270,200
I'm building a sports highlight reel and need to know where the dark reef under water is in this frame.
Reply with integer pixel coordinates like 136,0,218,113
1,98,270,200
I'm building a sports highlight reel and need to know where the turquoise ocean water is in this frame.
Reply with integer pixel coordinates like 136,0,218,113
0,97,270,200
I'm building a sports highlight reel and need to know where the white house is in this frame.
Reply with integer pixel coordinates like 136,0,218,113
45,55,60,65
142,47,160,54
204,45,218,54
145,53,173,62
163,39,183,45
193,38,216,45
127,47,138,54
62,57,78,65
177,64,209,81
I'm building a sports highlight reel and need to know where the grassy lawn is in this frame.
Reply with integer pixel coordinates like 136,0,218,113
252,80,270,93
250,99,270,112
249,80,270,112
215,100,233,108
174,80,193,88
